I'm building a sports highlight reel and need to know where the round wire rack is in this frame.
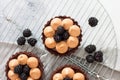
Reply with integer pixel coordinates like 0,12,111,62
0,0,120,80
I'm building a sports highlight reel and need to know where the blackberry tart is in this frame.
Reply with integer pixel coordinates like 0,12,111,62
5,52,43,80
50,65,88,80
42,16,82,55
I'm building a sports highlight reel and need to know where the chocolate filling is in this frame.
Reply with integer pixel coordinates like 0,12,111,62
42,16,82,56
5,52,44,80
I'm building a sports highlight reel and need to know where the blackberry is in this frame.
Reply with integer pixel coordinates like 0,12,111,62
56,26,65,35
54,34,62,42
27,38,37,46
23,28,32,37
94,51,103,62
88,17,98,27
63,77,72,80
63,31,70,40
85,44,96,53
14,65,23,75
23,65,30,76
20,73,28,80
86,55,94,63
17,37,26,45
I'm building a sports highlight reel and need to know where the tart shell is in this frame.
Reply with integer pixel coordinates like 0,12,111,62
42,16,82,56
5,52,44,80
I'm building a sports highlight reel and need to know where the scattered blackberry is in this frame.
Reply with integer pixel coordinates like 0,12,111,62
17,37,26,45
14,65,23,75
88,17,98,27
85,44,96,53
20,73,28,80
86,55,94,63
23,29,32,37
63,31,70,40
56,26,65,35
63,77,72,80
27,38,37,46
23,65,30,76
94,51,103,62
54,34,62,42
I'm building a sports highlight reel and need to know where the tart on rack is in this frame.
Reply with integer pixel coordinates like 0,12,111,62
50,64,88,80
5,52,43,80
42,16,82,55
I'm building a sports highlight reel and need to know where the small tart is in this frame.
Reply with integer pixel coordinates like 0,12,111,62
42,16,82,56
5,52,43,80
50,65,88,80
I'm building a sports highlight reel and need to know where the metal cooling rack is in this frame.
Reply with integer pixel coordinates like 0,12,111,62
0,0,120,80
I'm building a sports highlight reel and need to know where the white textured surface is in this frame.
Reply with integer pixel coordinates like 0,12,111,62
0,0,120,80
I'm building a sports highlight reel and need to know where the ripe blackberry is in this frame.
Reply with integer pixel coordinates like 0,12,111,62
94,51,103,62
56,26,65,35
63,77,72,80
20,73,28,80
86,55,94,63
17,37,26,45
85,44,96,53
23,29,32,37
63,31,70,40
14,65,23,75
23,65,30,76
27,38,37,46
88,17,98,27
